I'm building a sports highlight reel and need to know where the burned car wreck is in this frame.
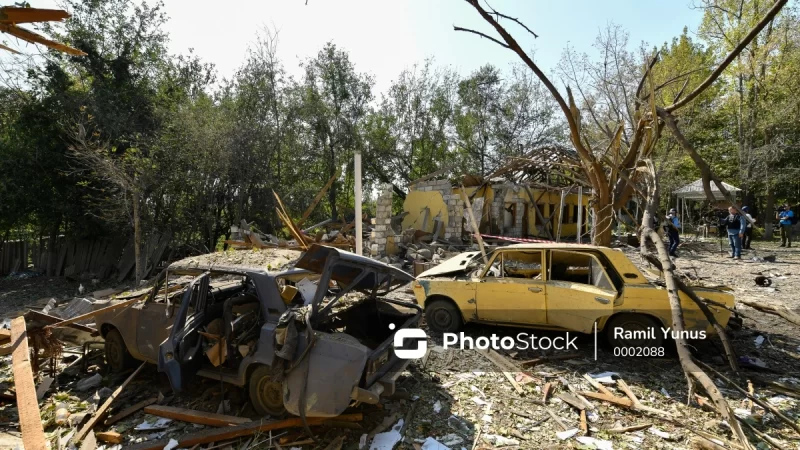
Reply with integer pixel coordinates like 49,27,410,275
94,244,420,418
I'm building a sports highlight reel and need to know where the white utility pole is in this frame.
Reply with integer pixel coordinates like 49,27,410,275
354,151,363,256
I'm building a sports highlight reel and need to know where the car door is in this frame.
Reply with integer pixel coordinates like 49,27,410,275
158,273,210,392
545,250,616,333
475,250,547,325
135,281,175,363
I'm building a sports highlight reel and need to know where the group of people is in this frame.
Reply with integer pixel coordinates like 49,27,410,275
662,201,794,260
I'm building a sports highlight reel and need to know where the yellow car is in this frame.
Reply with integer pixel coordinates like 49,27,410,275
412,243,736,348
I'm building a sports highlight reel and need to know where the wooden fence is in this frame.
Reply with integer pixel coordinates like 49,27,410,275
0,233,171,280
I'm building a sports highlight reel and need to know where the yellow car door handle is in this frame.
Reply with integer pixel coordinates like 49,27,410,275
594,297,610,304
528,287,542,293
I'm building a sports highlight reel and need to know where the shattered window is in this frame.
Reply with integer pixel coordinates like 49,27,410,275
501,251,543,279
548,250,614,291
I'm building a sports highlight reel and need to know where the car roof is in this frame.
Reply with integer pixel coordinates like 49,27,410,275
166,262,300,277
500,242,604,250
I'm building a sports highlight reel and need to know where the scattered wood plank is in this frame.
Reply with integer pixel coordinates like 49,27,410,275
104,397,158,426
579,391,633,408
478,349,523,394
616,379,673,418
606,423,652,434
297,169,340,227
95,431,122,444
45,297,141,330
582,373,614,396
520,353,580,367
124,413,363,450
143,405,251,427
460,186,487,263
542,382,552,403
579,410,588,434
26,310,97,334
10,317,47,450
557,393,587,411
74,362,146,443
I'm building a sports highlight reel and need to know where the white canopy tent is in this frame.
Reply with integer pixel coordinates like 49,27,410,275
672,179,741,232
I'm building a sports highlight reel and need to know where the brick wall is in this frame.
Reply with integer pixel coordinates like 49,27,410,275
370,183,394,257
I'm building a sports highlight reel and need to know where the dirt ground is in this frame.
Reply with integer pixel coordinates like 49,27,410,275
0,240,799,449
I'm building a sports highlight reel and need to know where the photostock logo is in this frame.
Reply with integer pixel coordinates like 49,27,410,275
390,323,427,360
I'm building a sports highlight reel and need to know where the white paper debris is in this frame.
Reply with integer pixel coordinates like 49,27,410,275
769,395,789,404
576,436,614,450
163,439,179,450
734,408,752,418
471,396,488,406
411,395,420,401
587,410,599,422
134,418,173,431
359,433,368,450
755,335,765,347
433,400,442,413
421,437,450,450
440,434,463,447
660,387,671,398
589,372,619,384
369,419,404,450
296,278,317,305
648,427,671,439
556,428,580,440
483,434,520,446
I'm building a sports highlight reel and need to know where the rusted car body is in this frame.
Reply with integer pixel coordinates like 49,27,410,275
95,244,420,417
413,243,736,347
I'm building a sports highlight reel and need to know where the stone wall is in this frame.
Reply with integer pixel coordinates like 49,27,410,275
369,183,394,258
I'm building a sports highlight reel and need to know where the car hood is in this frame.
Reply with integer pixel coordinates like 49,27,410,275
418,251,482,278
296,244,415,292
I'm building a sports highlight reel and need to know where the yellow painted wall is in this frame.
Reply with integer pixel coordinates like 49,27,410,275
401,190,449,234
454,185,590,238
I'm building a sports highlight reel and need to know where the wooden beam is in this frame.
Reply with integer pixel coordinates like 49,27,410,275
0,23,85,55
45,297,141,331
297,169,340,227
460,185,487,263
144,405,251,427
26,310,96,333
104,397,157,426
74,363,146,443
95,431,122,444
0,7,70,24
10,317,47,450
125,413,363,450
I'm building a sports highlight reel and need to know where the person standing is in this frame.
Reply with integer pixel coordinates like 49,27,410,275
725,206,746,259
664,208,680,258
777,202,795,248
742,206,755,250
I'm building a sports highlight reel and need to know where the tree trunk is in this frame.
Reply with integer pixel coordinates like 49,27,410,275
763,184,775,240
133,190,144,284
46,220,60,277
639,165,752,450
592,198,614,247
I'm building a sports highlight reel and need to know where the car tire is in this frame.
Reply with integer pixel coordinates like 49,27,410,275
105,328,136,373
605,313,664,350
425,299,462,333
249,365,287,417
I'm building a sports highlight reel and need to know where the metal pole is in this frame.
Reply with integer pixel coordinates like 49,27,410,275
577,187,583,243
354,151,363,256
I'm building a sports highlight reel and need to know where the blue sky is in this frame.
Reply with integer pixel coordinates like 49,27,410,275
13,0,704,94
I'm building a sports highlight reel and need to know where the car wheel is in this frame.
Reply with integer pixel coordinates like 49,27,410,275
249,365,287,417
105,328,136,373
425,299,462,333
606,313,664,350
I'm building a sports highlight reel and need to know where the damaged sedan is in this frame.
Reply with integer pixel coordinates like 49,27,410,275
413,243,738,349
94,244,420,417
